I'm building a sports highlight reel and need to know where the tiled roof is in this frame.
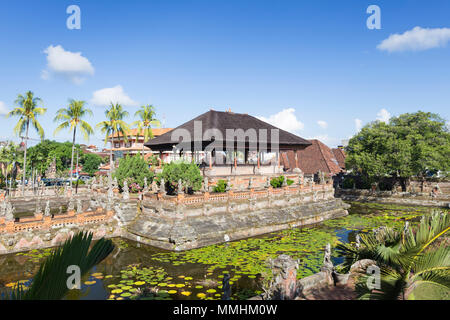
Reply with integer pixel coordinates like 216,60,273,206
108,128,172,139
296,139,343,175
332,148,346,170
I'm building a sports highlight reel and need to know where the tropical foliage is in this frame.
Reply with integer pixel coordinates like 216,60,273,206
54,100,93,182
270,176,293,188
5,231,114,300
7,91,47,192
132,104,161,157
96,103,130,172
0,142,23,188
113,155,154,191
157,161,203,194
346,111,450,190
336,211,450,300
212,179,228,193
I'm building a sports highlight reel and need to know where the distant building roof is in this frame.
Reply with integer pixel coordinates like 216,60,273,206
331,148,346,170
145,110,311,151
297,139,343,175
108,128,172,139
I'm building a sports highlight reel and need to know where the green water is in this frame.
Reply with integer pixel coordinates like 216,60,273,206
0,202,447,300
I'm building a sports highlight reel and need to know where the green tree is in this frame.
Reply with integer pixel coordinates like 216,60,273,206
0,142,23,189
113,155,154,191
132,104,161,157
7,91,47,194
54,100,93,183
337,211,449,300
81,153,103,176
96,103,130,174
157,161,203,194
346,111,450,191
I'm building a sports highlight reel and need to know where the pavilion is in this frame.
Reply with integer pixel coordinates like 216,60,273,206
145,110,311,176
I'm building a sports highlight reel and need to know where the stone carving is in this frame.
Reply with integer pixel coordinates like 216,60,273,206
113,177,118,190
45,158,57,179
265,176,271,188
1,200,7,216
248,177,253,189
203,177,209,192
226,177,231,191
355,234,361,249
322,243,334,272
263,254,299,300
177,179,183,195
77,199,83,214
159,178,166,194
68,197,75,212
298,171,304,186
151,180,158,193
282,176,287,187
44,200,51,217
143,177,149,193
222,274,231,300
123,179,130,200
5,202,14,221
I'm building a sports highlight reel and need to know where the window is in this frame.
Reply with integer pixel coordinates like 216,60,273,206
114,143,120,148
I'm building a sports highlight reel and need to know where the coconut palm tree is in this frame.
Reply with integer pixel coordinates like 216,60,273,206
132,104,161,157
54,100,93,185
96,103,130,174
6,231,114,300
337,211,449,300
7,91,46,195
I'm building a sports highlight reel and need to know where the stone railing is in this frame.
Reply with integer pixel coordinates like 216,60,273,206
144,183,333,206
0,208,114,235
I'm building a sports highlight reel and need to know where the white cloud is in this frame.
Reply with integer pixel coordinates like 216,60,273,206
376,108,391,123
90,85,138,107
0,101,9,115
42,45,94,84
355,118,363,131
257,108,304,133
377,26,450,52
317,120,328,129
446,121,450,131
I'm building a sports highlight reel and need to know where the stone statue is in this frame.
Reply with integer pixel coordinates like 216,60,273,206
123,179,130,200
159,178,166,194
355,234,361,249
282,176,287,187
265,176,271,188
226,177,232,191
177,179,183,195
113,177,118,190
1,200,7,216
5,202,14,221
143,177,149,193
151,180,158,193
44,200,51,217
298,171,304,186
248,177,253,189
68,197,75,212
222,274,231,300
76,198,83,214
263,255,299,300
203,177,209,192
322,243,334,271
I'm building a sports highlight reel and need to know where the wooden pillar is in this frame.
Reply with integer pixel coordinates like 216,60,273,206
209,151,212,169
257,151,260,169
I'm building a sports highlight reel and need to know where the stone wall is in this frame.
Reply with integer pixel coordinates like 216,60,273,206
125,184,349,251
336,188,450,208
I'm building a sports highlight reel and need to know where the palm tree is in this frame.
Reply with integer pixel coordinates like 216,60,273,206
6,231,114,300
132,105,161,158
337,211,449,300
0,142,23,193
7,91,46,195
54,100,93,186
96,103,130,174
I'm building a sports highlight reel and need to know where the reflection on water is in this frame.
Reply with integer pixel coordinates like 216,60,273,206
0,202,446,300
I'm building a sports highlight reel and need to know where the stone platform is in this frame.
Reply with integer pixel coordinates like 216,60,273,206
124,185,349,251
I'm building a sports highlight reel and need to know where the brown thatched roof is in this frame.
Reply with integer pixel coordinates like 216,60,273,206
145,110,311,151
296,139,343,175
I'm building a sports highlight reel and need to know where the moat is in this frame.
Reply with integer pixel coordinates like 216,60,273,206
0,202,447,300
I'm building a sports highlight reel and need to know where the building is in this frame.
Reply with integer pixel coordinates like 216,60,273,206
106,128,173,159
145,109,311,176
294,139,343,176
331,148,346,172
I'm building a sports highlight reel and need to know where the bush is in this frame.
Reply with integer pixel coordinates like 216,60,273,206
270,176,291,188
113,156,154,192
342,177,354,189
213,179,228,193
157,161,203,195
81,153,103,176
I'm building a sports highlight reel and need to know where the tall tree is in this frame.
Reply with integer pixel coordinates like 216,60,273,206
346,111,450,190
7,91,46,195
96,103,130,174
54,100,93,185
132,104,161,157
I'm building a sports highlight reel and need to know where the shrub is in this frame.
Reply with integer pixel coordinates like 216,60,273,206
287,179,294,186
270,176,290,188
157,161,203,194
113,156,154,191
342,177,354,189
213,179,228,193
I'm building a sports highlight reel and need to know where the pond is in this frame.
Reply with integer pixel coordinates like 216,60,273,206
0,202,447,300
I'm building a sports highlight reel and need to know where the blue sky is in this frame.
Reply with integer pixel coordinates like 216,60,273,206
0,0,449,148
